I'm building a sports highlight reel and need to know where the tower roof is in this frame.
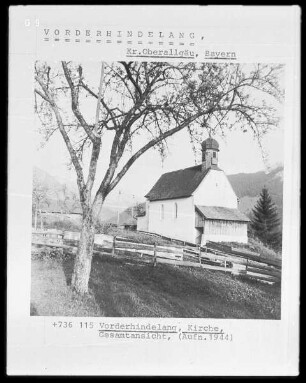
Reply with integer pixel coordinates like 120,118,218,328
201,138,219,151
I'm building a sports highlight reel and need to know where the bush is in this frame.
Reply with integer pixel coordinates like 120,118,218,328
32,245,74,261
248,238,282,260
95,222,116,234
218,237,281,262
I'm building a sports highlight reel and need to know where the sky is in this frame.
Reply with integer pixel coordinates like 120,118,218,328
33,123,284,202
33,61,284,205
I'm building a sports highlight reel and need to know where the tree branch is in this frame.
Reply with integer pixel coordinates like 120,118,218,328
104,111,204,197
34,88,50,103
81,80,119,131
35,74,86,205
120,62,142,98
61,61,98,143
86,62,104,194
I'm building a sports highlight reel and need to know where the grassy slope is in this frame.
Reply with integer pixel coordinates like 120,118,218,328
98,227,176,246
31,255,101,317
31,251,281,319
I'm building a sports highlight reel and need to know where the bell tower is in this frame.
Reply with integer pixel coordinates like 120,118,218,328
201,138,219,171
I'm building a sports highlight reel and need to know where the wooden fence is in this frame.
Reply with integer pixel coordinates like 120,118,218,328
32,230,281,284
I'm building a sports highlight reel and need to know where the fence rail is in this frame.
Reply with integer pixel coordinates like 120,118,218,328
32,230,281,284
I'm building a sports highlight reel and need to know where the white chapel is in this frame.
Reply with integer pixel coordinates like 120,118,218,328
137,138,250,245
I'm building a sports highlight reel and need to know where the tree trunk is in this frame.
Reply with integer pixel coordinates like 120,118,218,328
40,209,43,230
71,213,96,294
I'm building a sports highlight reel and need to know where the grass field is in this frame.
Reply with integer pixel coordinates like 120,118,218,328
31,253,101,317
99,227,178,246
31,249,281,319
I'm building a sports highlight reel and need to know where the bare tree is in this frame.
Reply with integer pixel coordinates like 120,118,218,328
55,184,81,215
32,175,50,230
34,61,283,294
134,202,146,218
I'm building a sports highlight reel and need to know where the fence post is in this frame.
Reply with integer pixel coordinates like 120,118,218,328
198,245,201,264
112,235,116,257
246,257,249,273
153,243,157,267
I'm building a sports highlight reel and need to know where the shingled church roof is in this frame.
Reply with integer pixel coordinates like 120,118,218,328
196,205,250,222
145,164,221,201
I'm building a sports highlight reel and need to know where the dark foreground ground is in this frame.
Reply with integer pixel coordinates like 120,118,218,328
31,251,281,319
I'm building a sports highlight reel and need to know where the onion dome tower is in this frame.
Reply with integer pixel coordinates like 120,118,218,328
201,137,219,171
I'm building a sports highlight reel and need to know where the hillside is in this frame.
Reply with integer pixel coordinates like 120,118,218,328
33,167,116,221
34,166,63,194
31,251,281,319
33,165,284,224
105,202,146,226
228,166,283,218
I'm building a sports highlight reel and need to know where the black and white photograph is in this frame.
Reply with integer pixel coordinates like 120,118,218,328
8,5,300,376
32,60,284,319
